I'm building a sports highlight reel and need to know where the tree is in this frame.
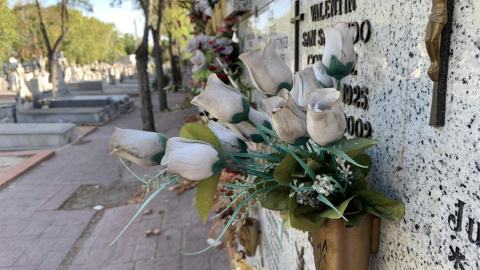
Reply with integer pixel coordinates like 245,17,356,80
162,0,193,91
107,30,126,62
122,33,137,55
0,0,18,61
34,0,93,90
61,13,116,64
111,0,155,131
34,0,70,91
151,0,167,111
137,0,155,131
12,3,43,62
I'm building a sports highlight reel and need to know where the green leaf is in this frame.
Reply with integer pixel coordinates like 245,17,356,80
317,194,347,220
180,123,221,150
193,66,212,80
196,172,221,224
150,151,165,165
352,154,372,176
319,196,355,219
247,179,277,195
307,158,323,172
338,138,378,158
279,210,291,229
260,187,291,211
289,197,326,231
344,199,363,215
149,134,168,164
273,154,297,185
356,190,405,221
343,212,368,227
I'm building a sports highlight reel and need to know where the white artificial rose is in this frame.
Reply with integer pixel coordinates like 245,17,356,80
266,90,309,145
195,34,209,50
216,37,232,47
313,61,334,88
226,122,261,143
306,89,346,146
204,6,213,17
221,46,233,56
161,137,223,181
209,121,247,153
289,67,322,108
191,74,250,123
109,128,167,166
190,50,206,72
307,88,339,111
322,22,357,80
185,38,198,53
248,108,272,129
239,39,293,96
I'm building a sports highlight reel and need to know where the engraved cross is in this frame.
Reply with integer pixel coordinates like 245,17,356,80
290,0,304,72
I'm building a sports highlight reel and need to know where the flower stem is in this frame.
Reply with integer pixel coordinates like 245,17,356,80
336,79,342,93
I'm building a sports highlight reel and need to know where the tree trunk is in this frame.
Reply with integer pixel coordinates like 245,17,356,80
167,31,181,92
136,0,155,132
153,37,167,111
136,44,155,132
152,0,167,111
47,51,57,92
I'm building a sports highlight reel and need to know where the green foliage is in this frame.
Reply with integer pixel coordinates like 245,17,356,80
179,123,221,150
61,10,117,63
260,187,291,211
193,66,213,80
12,1,130,64
196,172,221,224
108,30,128,61
352,154,372,176
161,0,193,56
356,190,405,221
273,154,297,186
338,138,378,158
319,196,355,219
122,33,138,55
0,0,18,61
289,197,326,231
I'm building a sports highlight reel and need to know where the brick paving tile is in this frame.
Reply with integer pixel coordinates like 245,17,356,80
134,255,182,270
182,254,211,270
107,262,135,270
13,238,57,267
0,250,24,267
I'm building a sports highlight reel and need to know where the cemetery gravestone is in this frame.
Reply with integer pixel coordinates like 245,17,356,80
0,123,77,150
239,0,480,269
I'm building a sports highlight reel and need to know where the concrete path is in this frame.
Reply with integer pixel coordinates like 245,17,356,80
0,92,229,270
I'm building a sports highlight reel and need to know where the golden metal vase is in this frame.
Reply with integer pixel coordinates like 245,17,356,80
311,215,381,270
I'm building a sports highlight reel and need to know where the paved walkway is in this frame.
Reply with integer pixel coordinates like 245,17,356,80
0,92,229,270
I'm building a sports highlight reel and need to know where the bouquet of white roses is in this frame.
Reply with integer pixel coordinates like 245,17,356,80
109,23,404,254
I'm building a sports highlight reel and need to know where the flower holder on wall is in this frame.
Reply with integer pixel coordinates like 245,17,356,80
311,215,381,270
238,218,260,257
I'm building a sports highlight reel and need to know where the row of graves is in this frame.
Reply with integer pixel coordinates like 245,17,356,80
0,53,142,151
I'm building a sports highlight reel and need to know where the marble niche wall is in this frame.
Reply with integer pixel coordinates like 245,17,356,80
237,0,480,269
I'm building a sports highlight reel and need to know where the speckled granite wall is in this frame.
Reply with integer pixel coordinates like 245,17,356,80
238,0,480,269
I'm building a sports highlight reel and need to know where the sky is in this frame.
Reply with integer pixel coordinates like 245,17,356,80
90,1,144,36
10,0,144,36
